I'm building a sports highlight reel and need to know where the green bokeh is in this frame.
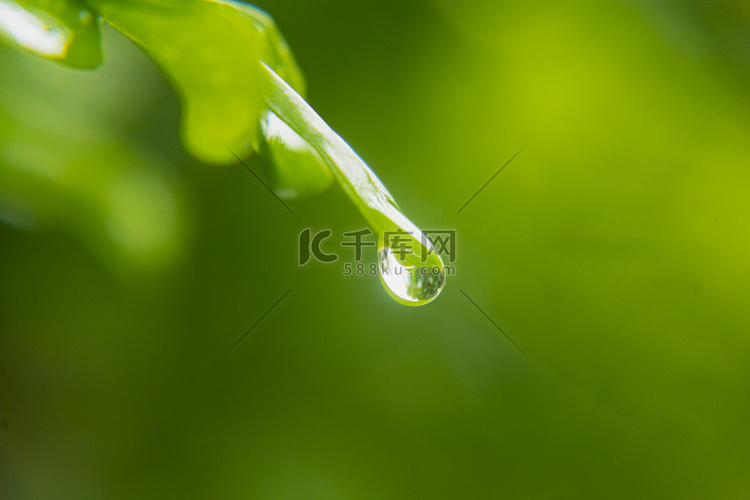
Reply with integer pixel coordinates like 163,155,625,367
2,1,750,498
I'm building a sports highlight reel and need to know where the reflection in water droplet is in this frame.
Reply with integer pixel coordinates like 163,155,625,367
377,231,445,306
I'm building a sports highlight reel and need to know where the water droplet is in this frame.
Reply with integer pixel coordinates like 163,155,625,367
377,230,445,306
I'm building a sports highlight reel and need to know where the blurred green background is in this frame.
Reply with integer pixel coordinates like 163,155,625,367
2,0,750,498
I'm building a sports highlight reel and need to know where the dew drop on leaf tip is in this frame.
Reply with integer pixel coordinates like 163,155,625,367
377,232,445,306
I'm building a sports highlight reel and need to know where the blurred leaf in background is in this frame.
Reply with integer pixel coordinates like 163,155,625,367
2,0,750,499
0,27,188,278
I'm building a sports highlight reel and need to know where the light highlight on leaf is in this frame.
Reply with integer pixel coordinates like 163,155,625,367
0,0,101,68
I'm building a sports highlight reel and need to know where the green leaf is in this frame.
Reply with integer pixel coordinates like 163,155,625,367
0,0,102,68
88,0,332,194
228,1,306,96
258,110,332,198
89,0,267,164
227,2,334,197
262,63,445,305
